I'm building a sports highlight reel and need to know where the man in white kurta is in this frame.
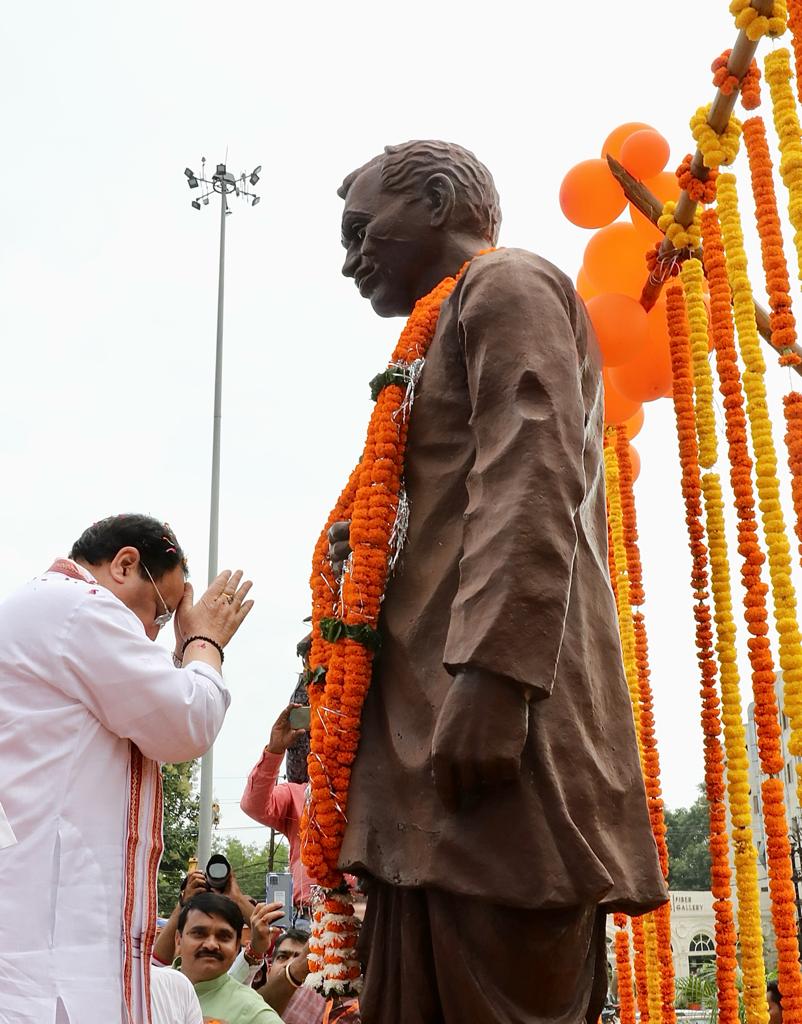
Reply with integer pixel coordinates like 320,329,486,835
0,521,252,1024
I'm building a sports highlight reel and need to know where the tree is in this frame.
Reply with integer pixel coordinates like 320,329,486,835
212,834,290,901
159,761,199,912
665,784,711,891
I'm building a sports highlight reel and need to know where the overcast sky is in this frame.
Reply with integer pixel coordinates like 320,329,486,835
3,1,802,855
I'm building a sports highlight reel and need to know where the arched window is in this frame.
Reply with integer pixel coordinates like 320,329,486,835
688,933,716,975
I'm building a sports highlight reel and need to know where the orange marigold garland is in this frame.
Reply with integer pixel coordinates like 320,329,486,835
614,915,637,1024
702,208,802,1023
712,51,762,109
630,915,651,1024
665,284,739,1024
302,256,488,993
676,154,719,206
785,392,802,562
615,429,676,1024
742,117,800,366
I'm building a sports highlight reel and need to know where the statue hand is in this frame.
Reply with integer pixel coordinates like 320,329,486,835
328,520,352,581
431,667,529,813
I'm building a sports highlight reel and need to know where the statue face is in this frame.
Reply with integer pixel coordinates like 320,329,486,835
340,164,437,318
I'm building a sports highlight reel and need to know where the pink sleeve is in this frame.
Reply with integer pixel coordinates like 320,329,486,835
240,750,295,833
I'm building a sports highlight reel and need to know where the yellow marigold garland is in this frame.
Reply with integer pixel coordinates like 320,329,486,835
715,179,802,1020
730,0,788,39
681,258,718,469
658,201,702,251
666,284,739,1024
702,472,768,1024
766,50,802,282
604,441,643,751
691,106,743,168
788,0,802,103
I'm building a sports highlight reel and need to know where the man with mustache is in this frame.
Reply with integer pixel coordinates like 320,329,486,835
176,893,281,1023
324,141,668,1023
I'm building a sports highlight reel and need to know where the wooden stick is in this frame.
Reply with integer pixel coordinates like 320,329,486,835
639,0,775,313
607,155,802,377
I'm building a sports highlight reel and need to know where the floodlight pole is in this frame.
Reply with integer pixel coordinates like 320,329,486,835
196,189,227,870
183,159,260,870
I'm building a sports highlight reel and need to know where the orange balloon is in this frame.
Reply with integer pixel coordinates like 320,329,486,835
620,130,671,181
560,159,627,229
576,267,599,302
586,293,649,367
609,300,673,403
629,170,681,246
629,444,641,483
584,223,650,299
602,122,656,162
624,406,645,440
603,368,642,426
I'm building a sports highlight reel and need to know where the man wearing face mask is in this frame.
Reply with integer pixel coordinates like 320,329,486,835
0,514,254,1024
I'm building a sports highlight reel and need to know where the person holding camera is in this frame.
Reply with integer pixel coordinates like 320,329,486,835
240,702,313,918
153,864,283,986
0,514,254,1024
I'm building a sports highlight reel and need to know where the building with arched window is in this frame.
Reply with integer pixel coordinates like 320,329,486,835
606,890,719,985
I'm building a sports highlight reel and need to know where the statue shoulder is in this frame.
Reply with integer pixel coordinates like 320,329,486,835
458,247,578,318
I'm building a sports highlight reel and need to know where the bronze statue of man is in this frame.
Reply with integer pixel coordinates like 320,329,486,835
330,140,667,1024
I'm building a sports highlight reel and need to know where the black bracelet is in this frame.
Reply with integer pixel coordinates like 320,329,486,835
182,635,225,664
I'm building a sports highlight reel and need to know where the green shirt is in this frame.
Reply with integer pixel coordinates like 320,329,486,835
191,971,283,1024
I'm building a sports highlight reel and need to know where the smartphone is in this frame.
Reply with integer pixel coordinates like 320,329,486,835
289,705,311,730
264,871,294,929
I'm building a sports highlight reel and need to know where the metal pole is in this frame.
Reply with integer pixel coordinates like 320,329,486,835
196,186,227,868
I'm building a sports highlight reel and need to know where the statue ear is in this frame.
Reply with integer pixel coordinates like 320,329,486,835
423,173,456,228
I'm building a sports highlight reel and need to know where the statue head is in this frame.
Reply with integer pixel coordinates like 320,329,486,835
338,140,501,317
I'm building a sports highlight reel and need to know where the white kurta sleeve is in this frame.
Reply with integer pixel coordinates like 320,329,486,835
55,586,230,762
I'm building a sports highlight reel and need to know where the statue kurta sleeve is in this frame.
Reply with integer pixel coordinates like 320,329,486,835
443,251,589,696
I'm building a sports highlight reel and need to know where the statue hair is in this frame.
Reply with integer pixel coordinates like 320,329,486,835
338,140,501,246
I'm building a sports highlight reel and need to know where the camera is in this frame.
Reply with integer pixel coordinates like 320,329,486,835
205,854,231,892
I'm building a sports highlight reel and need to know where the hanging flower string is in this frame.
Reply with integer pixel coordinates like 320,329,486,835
665,284,739,1024
717,174,802,798
614,428,676,1023
702,471,768,1024
703,205,802,1022
766,50,802,283
631,915,652,1023
614,915,637,1024
681,258,718,469
785,392,802,564
788,0,802,103
743,116,800,366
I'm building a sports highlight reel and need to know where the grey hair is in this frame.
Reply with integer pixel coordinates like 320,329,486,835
338,140,501,245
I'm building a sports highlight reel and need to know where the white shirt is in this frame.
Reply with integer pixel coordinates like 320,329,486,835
151,966,203,1024
0,561,230,1023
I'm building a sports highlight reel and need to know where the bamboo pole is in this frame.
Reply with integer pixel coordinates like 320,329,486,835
607,155,802,377
638,0,775,314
